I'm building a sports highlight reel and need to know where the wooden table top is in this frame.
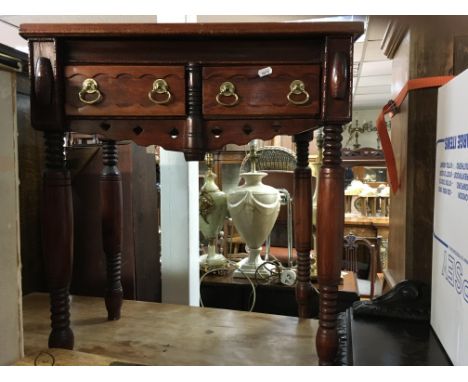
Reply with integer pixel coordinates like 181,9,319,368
22,293,319,366
19,22,364,38
15,348,135,366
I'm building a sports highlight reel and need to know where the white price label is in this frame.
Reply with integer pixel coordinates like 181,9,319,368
258,66,273,78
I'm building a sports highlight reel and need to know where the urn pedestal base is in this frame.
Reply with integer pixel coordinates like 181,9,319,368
199,242,227,270
233,247,274,279
199,254,228,269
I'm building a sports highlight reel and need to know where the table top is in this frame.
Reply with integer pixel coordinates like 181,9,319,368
15,348,133,366
20,22,364,39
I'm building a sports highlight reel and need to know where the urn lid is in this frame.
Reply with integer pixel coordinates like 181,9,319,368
239,171,268,187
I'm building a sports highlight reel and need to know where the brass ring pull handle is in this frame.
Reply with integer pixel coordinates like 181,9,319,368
148,79,172,105
78,78,103,105
216,81,239,107
287,80,310,105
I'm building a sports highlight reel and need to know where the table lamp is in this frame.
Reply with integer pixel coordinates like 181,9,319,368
199,153,228,269
227,140,281,278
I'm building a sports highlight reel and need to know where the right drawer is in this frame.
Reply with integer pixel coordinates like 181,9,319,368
202,65,321,117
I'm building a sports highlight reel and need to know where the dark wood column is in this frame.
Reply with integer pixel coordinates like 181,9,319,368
293,131,313,318
316,124,344,365
101,140,123,320
42,132,74,349
184,62,205,161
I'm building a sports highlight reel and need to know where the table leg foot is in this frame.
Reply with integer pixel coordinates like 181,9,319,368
48,287,74,349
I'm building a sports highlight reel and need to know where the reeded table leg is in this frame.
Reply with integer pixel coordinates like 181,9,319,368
100,140,123,320
293,131,313,318
42,132,74,349
316,125,344,365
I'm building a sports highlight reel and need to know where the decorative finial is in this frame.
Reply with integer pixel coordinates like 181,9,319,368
249,140,260,173
205,152,214,171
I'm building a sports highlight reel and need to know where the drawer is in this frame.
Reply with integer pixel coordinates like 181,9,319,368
65,66,185,116
202,65,320,117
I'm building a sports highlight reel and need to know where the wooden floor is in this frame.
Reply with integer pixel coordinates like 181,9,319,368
21,293,319,366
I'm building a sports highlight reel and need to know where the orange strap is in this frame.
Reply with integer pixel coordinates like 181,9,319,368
376,76,453,194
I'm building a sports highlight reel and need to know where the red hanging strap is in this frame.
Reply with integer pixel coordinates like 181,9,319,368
376,75,454,194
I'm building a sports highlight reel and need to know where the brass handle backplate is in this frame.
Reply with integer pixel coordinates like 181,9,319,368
287,80,310,105
216,81,239,107
148,79,172,105
79,78,103,105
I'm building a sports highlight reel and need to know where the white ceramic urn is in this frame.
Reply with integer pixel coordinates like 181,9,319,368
199,162,227,269
227,171,280,278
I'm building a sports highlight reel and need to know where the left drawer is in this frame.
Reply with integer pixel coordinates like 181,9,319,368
65,66,185,117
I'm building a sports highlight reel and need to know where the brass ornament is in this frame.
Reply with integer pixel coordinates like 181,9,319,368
78,78,103,105
148,79,172,105
216,81,239,107
287,80,310,105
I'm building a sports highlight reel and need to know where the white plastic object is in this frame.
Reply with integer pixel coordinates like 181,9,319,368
280,269,297,286
258,66,273,78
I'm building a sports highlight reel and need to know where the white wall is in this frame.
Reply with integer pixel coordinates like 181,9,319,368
0,70,23,365
160,150,200,306
159,15,200,307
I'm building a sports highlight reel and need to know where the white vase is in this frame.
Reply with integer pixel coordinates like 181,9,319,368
227,172,280,278
199,168,227,269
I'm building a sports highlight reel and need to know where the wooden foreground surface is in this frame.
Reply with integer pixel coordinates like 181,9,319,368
20,293,319,366
16,348,136,366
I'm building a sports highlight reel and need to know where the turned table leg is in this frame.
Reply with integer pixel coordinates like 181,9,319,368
100,140,123,320
316,124,344,365
293,131,313,318
42,132,74,349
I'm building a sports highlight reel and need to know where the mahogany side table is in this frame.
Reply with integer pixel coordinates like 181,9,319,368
20,22,363,365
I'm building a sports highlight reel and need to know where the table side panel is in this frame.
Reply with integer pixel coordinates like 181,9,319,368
62,38,325,66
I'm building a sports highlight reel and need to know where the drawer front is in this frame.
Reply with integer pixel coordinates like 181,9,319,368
65,66,185,116
202,65,320,117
